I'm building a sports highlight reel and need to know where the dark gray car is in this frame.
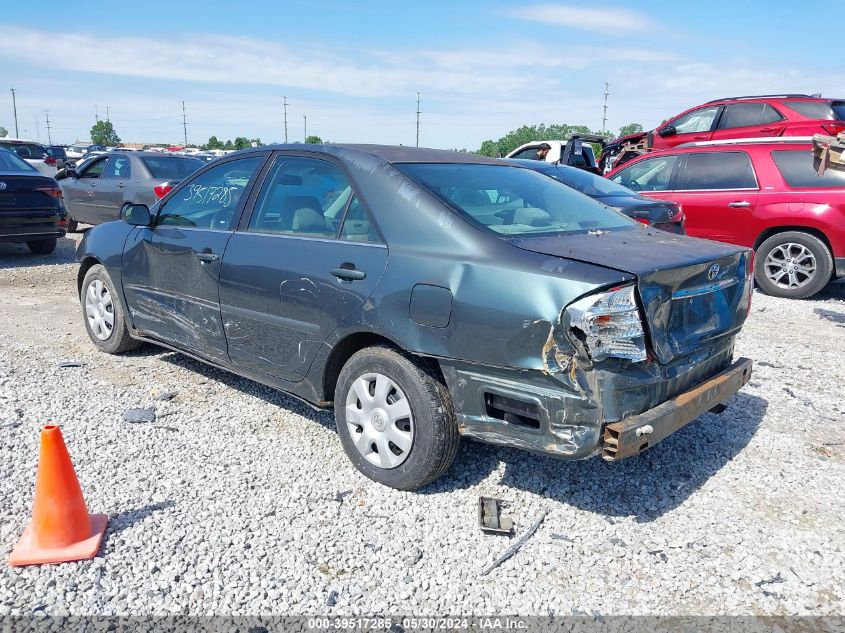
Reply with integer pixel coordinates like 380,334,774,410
60,151,203,231
77,145,753,490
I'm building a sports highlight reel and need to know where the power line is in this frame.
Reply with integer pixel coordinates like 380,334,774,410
283,96,288,143
416,92,421,147
44,110,52,145
181,100,188,146
10,88,18,137
602,82,610,134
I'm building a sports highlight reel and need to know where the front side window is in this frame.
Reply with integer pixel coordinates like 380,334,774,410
510,147,541,160
718,103,783,129
248,157,353,238
157,156,264,230
610,155,679,192
772,150,845,188
80,157,108,178
677,152,757,190
398,163,635,237
103,155,131,179
670,106,721,134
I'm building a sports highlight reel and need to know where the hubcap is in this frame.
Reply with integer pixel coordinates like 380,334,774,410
764,243,816,290
84,279,114,341
345,372,414,469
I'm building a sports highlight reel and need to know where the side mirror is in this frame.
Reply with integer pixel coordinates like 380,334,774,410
658,125,676,137
65,168,78,179
123,204,152,226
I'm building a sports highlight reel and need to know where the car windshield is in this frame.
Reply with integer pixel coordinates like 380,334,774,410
141,156,204,179
784,100,845,121
397,163,636,237
0,149,37,172
542,165,635,197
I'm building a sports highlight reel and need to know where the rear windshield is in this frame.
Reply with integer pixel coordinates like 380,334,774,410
46,146,67,159
544,165,636,197
0,149,37,172
140,156,204,179
784,100,845,121
396,163,635,237
0,142,45,159
771,149,845,188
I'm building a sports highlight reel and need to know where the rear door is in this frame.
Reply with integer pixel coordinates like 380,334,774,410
219,153,389,381
672,151,758,245
710,103,786,142
90,154,132,223
120,154,268,362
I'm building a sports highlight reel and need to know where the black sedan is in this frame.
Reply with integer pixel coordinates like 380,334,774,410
77,145,753,490
0,148,67,254
505,159,685,234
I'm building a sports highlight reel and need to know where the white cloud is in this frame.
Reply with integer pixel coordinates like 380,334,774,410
507,4,656,33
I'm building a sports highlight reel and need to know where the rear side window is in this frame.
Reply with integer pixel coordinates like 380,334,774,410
718,103,783,129
0,142,45,159
783,100,842,121
772,150,845,188
141,156,204,179
103,155,131,179
677,152,757,190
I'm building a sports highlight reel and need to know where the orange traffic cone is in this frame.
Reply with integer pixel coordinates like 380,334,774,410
9,425,108,566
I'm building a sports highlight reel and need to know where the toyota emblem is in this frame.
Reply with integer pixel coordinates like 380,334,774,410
0,181,6,191
707,263,720,280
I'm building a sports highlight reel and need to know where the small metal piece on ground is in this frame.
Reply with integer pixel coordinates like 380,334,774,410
709,403,728,414
481,508,549,576
154,390,178,402
478,497,513,535
325,590,338,606
58,361,86,368
123,408,156,424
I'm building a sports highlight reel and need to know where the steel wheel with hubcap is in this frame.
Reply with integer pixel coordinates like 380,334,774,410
754,231,832,299
335,346,459,490
85,279,115,341
80,264,142,354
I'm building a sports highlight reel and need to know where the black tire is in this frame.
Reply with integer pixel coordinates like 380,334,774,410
334,346,459,490
26,238,57,254
66,218,79,233
80,264,141,354
754,231,832,299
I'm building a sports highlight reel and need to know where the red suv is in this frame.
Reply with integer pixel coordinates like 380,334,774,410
600,94,845,173
606,140,845,299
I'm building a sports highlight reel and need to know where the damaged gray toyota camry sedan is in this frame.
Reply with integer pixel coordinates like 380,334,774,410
77,145,753,490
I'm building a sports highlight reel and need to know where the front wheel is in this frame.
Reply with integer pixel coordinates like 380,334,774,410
334,346,459,490
80,264,141,354
754,231,832,299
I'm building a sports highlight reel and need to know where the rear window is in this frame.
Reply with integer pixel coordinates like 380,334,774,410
677,152,757,190
46,146,67,159
783,100,844,121
0,149,37,172
548,165,634,197
772,149,845,188
140,156,204,179
396,163,635,237
0,142,45,159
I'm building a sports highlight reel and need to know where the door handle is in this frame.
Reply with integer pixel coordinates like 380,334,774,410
330,266,366,281
759,127,778,133
195,251,219,263
117,183,125,189
728,201,751,208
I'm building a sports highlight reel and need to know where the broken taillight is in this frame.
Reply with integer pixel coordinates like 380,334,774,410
154,183,174,199
565,285,647,362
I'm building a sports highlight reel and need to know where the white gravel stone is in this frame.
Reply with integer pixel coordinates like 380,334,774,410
0,234,843,616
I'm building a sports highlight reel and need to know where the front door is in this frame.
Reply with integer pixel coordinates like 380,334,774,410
219,154,389,381
64,156,109,223
120,154,268,362
672,151,758,245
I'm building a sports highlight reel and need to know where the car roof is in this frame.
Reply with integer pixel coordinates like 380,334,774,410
639,141,812,158
235,144,504,165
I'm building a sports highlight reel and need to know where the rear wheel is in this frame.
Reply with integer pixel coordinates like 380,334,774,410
80,264,141,354
334,346,459,490
26,238,57,254
754,231,832,299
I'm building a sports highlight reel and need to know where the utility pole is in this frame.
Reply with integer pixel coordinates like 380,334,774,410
303,114,307,141
181,101,188,147
95,105,99,122
416,92,421,147
283,96,288,143
35,116,40,143
602,82,610,134
44,110,52,145
10,88,18,137
105,106,110,122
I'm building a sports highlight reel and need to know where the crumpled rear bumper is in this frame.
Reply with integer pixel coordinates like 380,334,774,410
602,357,753,460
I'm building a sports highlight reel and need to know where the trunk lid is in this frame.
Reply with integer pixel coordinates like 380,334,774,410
507,228,752,364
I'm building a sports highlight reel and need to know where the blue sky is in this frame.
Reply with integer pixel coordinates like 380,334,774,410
2,1,840,148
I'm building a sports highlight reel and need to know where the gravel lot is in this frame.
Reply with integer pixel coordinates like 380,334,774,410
1,233,844,617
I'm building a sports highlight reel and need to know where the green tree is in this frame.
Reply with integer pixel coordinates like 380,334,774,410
476,139,498,157
233,137,251,150
0,126,7,138
618,123,644,137
305,135,323,144
205,135,224,150
90,120,121,146
223,139,234,150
